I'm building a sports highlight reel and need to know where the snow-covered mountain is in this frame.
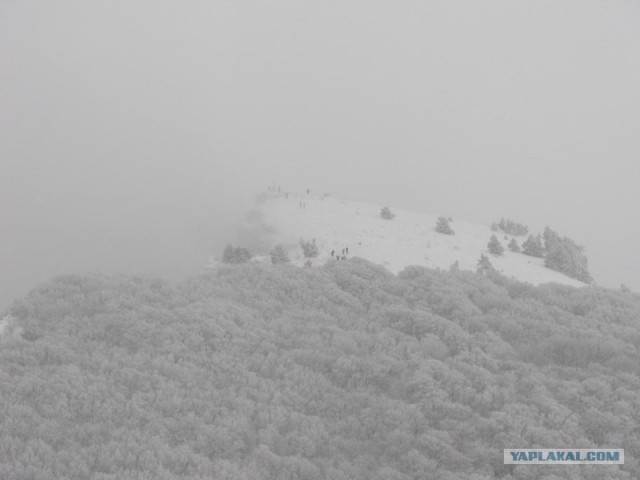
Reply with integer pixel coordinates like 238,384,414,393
232,190,588,288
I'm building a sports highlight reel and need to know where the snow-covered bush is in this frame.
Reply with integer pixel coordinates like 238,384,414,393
300,238,319,258
487,235,504,256
380,206,395,220
435,216,454,235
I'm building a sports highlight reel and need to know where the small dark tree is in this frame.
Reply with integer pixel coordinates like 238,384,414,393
222,245,252,264
300,238,319,258
380,206,395,220
270,245,290,264
508,238,521,253
477,254,494,274
490,222,499,232
487,235,504,256
435,216,455,235
522,234,545,258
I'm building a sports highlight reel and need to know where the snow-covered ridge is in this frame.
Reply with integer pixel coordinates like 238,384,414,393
239,191,587,288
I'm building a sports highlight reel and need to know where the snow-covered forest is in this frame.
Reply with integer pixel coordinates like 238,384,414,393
2,260,639,479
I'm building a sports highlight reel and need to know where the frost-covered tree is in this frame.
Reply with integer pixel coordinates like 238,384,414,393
4,262,640,479
380,206,395,220
508,238,521,253
435,216,455,235
487,235,504,256
477,254,494,274
222,245,252,264
497,218,529,236
543,227,592,283
299,238,319,258
542,226,560,250
270,245,290,264
521,234,545,258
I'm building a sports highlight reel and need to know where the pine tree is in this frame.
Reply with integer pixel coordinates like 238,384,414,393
522,234,545,258
380,206,395,220
222,245,233,262
543,227,592,283
508,238,521,253
477,254,494,274
487,235,504,256
494,217,528,236
435,216,455,235
543,226,561,250
300,239,319,258
221,245,252,264
270,245,290,264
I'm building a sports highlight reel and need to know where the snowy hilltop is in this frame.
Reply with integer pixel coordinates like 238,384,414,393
228,189,589,288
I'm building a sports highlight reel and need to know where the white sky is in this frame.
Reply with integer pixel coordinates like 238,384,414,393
1,0,639,308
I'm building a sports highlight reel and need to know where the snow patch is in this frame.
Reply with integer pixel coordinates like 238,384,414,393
242,191,587,288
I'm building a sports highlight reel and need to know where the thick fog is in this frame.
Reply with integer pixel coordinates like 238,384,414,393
2,0,639,310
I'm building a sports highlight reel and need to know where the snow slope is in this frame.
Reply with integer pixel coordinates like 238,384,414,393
238,191,587,288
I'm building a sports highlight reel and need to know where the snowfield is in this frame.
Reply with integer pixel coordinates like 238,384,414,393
236,191,587,288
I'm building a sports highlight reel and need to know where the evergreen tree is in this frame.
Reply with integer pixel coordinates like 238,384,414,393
508,238,521,253
542,226,561,249
487,235,504,256
435,216,455,235
521,234,545,258
496,218,528,236
222,245,252,264
236,247,252,263
543,227,592,283
380,206,395,220
270,245,290,264
300,238,319,258
477,254,494,274
222,244,234,262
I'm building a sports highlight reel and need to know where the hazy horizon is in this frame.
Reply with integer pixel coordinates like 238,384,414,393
2,0,639,310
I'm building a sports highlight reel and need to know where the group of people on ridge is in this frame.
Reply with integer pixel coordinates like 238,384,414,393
331,247,349,261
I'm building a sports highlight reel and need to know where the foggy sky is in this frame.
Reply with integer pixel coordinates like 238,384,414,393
2,0,640,310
